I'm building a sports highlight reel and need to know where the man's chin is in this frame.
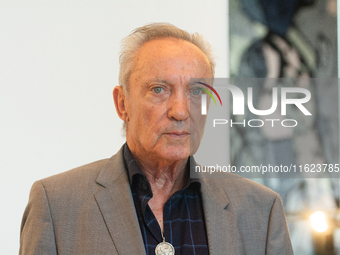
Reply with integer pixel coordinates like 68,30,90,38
158,147,190,161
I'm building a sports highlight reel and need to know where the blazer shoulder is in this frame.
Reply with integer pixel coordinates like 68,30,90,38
39,158,110,188
39,145,126,190
206,173,277,194
227,176,277,197
203,175,279,210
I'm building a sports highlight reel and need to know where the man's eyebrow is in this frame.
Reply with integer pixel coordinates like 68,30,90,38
190,78,210,86
143,78,171,86
143,78,209,87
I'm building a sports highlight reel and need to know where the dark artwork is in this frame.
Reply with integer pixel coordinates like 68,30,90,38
230,0,339,254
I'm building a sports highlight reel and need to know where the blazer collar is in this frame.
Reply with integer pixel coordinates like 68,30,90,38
201,177,239,254
94,145,146,255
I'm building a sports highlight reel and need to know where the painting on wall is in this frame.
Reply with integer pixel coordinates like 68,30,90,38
229,0,339,253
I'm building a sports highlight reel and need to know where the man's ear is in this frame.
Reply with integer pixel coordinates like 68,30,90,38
113,86,129,122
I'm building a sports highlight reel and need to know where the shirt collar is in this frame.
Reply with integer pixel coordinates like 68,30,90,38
122,143,201,191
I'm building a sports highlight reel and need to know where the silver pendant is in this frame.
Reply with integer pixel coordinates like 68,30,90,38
155,241,175,255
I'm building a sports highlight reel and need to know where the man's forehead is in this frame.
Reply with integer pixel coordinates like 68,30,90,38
141,37,194,49
135,39,211,70
148,77,211,83
137,37,208,60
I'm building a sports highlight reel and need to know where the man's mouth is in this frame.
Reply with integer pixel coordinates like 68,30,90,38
164,131,190,138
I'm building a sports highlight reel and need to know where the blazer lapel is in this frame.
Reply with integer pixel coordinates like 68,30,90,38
94,147,146,255
201,178,238,255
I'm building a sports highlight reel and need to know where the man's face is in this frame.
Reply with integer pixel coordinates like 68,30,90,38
120,38,212,163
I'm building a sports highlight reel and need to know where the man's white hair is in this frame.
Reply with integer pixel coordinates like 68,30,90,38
119,22,215,92
118,22,216,135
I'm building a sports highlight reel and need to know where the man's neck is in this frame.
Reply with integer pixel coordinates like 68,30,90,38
133,152,188,196
135,155,189,232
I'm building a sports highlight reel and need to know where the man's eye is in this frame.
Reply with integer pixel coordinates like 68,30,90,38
192,88,202,96
153,87,164,94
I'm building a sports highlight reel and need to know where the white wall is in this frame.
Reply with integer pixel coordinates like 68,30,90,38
0,0,228,253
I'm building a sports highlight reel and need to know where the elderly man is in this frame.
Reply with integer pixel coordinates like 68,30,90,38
20,23,293,255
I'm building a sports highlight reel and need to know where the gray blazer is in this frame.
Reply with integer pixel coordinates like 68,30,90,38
20,146,293,255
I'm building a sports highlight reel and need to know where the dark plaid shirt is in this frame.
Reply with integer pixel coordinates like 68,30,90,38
123,144,209,255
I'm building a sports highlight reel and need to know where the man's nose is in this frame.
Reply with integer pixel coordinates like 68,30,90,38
168,93,190,121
